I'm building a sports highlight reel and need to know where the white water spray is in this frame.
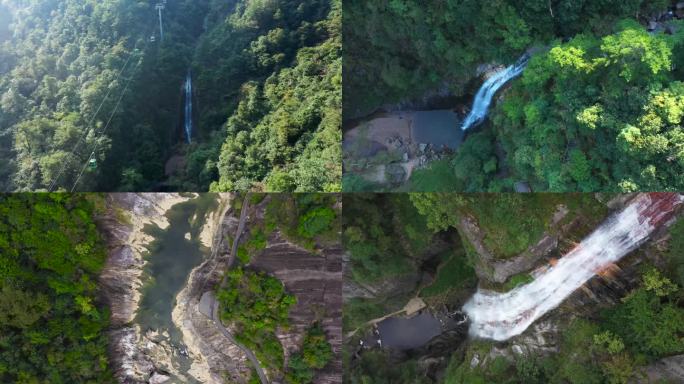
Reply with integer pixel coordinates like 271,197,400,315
463,193,683,341
184,71,193,144
461,54,530,131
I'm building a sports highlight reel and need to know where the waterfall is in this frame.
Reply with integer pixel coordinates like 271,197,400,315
461,54,530,131
463,193,683,341
184,71,193,144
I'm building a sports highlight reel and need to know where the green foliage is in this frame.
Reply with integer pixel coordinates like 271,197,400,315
0,194,113,383
244,227,268,260
217,267,296,374
237,246,250,264
0,0,214,191
411,193,606,259
666,217,684,287
204,0,342,192
343,194,435,283
490,22,684,191
0,0,341,192
502,273,534,292
603,269,684,359
343,0,660,119
421,250,476,298
346,350,431,384
404,158,462,192
298,207,336,239
264,194,339,250
286,323,333,384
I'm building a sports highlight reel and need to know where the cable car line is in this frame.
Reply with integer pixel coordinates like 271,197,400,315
69,21,158,192
46,49,136,192
70,71,136,192
48,8,163,192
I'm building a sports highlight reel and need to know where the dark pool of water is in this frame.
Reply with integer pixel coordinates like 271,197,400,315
411,110,464,150
377,312,442,350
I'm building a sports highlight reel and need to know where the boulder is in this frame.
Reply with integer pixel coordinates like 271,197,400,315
149,373,170,384
385,163,406,184
419,143,428,153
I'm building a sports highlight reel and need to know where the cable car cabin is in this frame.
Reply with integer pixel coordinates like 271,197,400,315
88,158,97,171
150,35,156,42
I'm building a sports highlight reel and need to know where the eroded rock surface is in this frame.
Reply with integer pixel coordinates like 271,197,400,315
251,230,344,384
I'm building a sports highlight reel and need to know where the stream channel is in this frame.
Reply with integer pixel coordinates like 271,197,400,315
136,194,218,383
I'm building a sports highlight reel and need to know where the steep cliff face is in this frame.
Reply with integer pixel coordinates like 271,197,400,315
98,194,191,383
456,195,635,284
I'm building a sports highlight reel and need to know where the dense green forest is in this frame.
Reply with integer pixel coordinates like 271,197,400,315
343,0,684,192
200,0,342,192
491,21,684,191
0,0,340,192
0,194,113,383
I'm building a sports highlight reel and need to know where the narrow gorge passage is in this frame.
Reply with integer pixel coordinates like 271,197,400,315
136,195,218,383
463,192,684,341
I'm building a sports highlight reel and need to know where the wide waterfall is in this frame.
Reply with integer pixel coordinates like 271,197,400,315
463,193,683,341
184,71,193,144
461,54,530,131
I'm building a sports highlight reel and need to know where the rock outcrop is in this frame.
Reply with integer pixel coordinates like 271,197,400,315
171,197,256,384
457,204,570,283
250,221,344,384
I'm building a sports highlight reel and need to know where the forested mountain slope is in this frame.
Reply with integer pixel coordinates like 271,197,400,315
0,0,340,192
195,0,341,192
344,0,670,118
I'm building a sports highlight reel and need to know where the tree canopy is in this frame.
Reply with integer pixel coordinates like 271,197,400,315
0,194,112,383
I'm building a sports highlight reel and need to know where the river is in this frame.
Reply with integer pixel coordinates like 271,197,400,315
136,194,218,383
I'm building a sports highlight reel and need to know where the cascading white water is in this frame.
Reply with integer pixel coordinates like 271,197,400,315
461,54,530,131
184,71,193,144
463,193,683,341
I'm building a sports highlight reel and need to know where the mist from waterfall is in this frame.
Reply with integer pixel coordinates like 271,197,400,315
184,71,193,144
463,193,683,341
461,54,530,131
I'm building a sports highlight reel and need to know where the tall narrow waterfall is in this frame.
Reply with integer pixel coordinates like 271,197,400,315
184,71,193,144
463,193,683,341
461,54,530,131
